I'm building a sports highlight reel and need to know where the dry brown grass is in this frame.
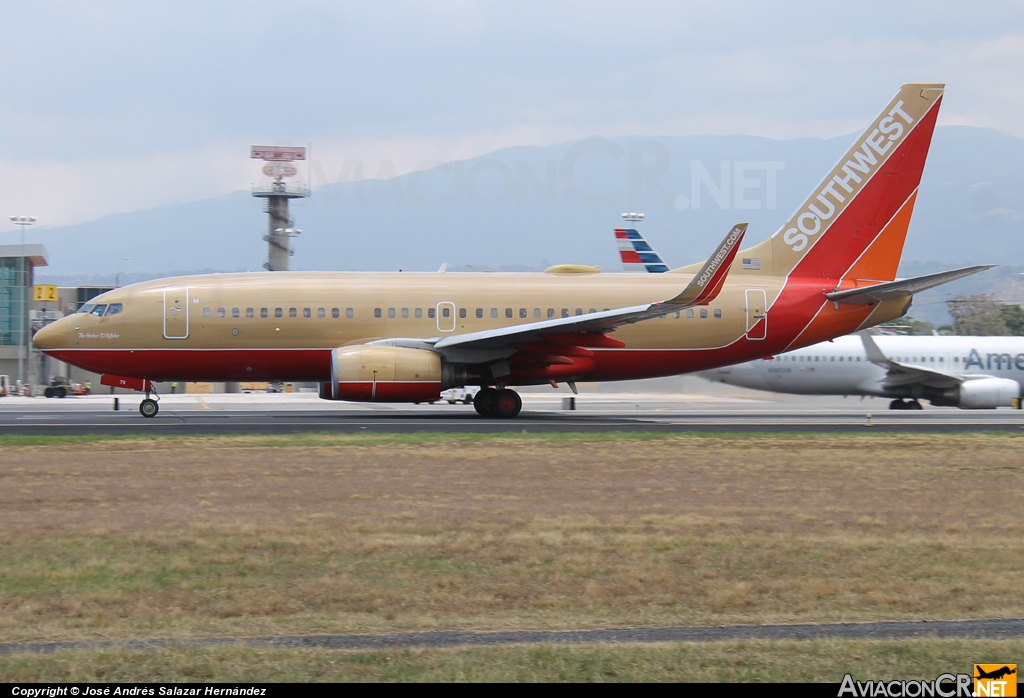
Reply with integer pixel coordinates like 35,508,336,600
4,638,1024,682
1,433,1022,643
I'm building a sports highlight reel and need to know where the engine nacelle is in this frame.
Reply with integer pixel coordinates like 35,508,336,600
320,346,464,403
950,377,1021,409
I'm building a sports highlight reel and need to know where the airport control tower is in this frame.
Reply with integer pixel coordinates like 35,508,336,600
251,146,310,271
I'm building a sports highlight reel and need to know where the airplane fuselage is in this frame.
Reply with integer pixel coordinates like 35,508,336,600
700,335,1024,397
34,270,903,386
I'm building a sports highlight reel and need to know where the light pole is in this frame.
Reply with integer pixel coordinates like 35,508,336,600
9,215,36,392
115,258,132,287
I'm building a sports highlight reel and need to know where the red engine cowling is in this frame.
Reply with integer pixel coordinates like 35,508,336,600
320,346,446,403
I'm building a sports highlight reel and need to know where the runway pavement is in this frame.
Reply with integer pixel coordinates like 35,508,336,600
1,389,1022,435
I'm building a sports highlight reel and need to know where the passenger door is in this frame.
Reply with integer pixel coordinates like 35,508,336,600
163,286,189,339
436,301,456,332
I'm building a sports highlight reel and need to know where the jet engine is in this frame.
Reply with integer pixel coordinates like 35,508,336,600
937,377,1021,409
319,346,466,402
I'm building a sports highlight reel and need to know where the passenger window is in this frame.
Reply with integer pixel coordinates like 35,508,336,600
687,309,694,318
673,311,680,319
388,308,395,318
217,308,226,318
303,308,311,318
317,308,325,318
700,309,707,318
428,308,435,319
659,314,666,319
491,308,498,318
505,308,513,319
275,308,283,318
476,308,483,319
458,308,466,319
106,303,123,316
346,308,354,318
90,304,107,317
713,309,721,319
261,308,269,318
415,308,422,319
534,309,541,319
232,308,240,318
403,308,410,319
246,308,254,318
547,308,555,319
442,307,450,318
589,308,597,314
289,308,297,318
575,308,582,316
203,307,211,318
561,309,569,318
374,308,382,318
331,308,339,319
520,308,527,318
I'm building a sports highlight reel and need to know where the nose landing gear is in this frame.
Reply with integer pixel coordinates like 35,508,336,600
140,386,160,418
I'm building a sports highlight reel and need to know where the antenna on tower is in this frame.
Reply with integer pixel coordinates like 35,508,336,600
251,145,310,271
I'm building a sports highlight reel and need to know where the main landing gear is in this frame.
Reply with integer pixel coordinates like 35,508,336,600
473,387,523,419
889,399,923,410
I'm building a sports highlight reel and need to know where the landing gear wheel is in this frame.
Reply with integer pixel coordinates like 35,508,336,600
889,399,906,410
474,387,497,417
492,388,523,419
140,398,159,418
908,400,923,410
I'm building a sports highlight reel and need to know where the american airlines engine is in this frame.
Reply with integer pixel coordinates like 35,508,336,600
699,334,1023,410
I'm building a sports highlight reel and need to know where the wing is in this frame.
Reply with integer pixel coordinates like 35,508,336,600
438,222,744,350
372,223,746,362
859,332,977,390
827,265,994,305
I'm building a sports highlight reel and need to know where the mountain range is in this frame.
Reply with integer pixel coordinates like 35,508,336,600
33,125,1024,326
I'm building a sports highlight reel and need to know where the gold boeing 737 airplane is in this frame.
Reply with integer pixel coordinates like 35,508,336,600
34,83,991,419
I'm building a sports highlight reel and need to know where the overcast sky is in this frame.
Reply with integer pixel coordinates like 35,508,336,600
2,0,1023,228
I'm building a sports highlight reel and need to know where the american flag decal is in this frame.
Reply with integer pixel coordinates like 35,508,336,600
742,258,761,270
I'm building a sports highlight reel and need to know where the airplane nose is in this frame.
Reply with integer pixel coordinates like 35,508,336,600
33,319,66,351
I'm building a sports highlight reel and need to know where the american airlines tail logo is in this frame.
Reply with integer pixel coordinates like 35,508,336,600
783,100,915,252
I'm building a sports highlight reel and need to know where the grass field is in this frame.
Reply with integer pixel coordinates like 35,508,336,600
3,639,1023,682
1,432,1022,680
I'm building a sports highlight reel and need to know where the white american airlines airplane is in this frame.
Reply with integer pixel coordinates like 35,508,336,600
698,333,1024,410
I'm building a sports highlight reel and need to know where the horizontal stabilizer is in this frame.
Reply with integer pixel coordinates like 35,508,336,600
826,265,994,305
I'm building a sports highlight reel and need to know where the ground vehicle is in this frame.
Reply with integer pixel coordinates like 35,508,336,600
43,376,73,398
0,375,8,397
444,387,476,404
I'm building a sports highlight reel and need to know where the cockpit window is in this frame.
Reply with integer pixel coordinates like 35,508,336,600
90,304,107,317
106,303,123,316
78,304,95,314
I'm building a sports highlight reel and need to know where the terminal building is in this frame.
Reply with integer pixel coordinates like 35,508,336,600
0,244,113,390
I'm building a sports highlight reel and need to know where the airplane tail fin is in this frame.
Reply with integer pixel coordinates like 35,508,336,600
733,83,944,282
616,228,669,273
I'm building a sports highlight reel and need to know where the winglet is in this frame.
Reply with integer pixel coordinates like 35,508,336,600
858,331,892,367
667,223,747,306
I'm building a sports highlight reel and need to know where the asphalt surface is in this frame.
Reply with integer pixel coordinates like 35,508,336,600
0,390,1022,435
3,618,1023,655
